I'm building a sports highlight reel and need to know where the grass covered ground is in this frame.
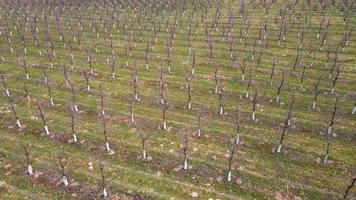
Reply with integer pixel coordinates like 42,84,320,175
0,0,355,199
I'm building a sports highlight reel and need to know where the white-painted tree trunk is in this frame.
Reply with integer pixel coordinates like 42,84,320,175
331,87,335,94
73,134,77,143
74,104,79,112
62,175,69,186
328,126,332,134
142,149,147,160
183,159,188,170
106,142,111,152
227,171,232,182
44,125,50,135
277,144,282,153
198,129,201,137
50,98,54,106
134,94,138,101
215,85,218,94
87,85,90,91
287,119,291,126
16,119,22,128
352,106,356,115
163,121,167,130
27,164,33,175
235,134,240,144
324,154,328,163
188,102,191,109
131,114,134,123
26,74,30,80
276,95,280,103
5,89,10,97
252,112,256,121
219,106,224,115
245,91,249,99
312,101,317,109
103,188,108,199
241,74,245,82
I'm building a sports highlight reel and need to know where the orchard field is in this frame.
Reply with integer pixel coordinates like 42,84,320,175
0,0,355,199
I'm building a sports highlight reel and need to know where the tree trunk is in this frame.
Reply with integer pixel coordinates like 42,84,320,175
183,158,188,170
62,175,69,186
27,164,33,175
106,142,111,152
227,171,232,182
343,178,356,199
44,125,50,135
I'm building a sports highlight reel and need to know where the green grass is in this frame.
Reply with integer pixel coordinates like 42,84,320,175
0,0,355,199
